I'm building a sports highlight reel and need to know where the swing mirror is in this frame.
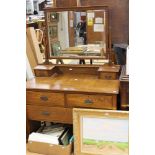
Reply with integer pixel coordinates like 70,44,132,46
45,6,110,61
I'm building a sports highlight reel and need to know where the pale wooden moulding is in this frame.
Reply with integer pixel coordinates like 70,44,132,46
73,108,129,155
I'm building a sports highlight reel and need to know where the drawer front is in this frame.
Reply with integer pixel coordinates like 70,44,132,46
26,91,64,107
34,70,49,77
27,105,72,124
99,72,116,80
67,94,114,109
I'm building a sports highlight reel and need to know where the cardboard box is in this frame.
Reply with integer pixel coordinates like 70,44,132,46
28,141,73,155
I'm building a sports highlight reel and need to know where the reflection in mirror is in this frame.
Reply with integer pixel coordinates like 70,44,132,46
47,10,108,59
81,117,129,155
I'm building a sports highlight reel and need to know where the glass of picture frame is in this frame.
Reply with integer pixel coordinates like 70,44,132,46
73,108,129,155
47,12,59,23
48,25,58,39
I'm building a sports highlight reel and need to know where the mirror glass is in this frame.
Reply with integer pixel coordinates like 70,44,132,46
81,116,129,155
47,10,108,58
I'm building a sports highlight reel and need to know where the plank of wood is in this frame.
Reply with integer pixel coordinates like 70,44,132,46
27,27,44,64
26,34,37,74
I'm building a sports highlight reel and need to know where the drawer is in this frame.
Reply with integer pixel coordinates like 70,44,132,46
27,105,72,124
34,70,50,77
26,91,64,107
66,94,115,109
99,72,117,80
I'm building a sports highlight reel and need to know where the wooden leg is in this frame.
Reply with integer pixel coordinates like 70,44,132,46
79,59,85,64
26,120,41,141
60,59,64,64
90,59,93,64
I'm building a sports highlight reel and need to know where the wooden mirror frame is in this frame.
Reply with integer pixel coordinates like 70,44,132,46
43,6,111,64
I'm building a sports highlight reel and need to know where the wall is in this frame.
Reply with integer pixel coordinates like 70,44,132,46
58,12,69,49
26,0,34,14
81,0,129,44
86,10,106,44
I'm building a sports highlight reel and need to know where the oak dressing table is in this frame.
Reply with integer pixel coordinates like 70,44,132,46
26,5,121,139
27,65,120,137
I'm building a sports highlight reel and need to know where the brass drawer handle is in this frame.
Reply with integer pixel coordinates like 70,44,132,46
84,99,94,104
41,111,50,116
40,96,48,101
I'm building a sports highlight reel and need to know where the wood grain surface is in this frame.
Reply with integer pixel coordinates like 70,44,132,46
26,76,119,94
67,93,114,109
27,105,73,123
27,91,64,107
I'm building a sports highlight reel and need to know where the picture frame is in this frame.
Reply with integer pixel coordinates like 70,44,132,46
73,108,129,155
48,25,58,39
47,12,59,23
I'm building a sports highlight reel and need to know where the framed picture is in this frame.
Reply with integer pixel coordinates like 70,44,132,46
73,108,129,155
48,25,58,39
47,12,59,23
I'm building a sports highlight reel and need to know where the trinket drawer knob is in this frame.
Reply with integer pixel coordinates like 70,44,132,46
84,99,94,104
40,96,48,101
41,111,50,116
